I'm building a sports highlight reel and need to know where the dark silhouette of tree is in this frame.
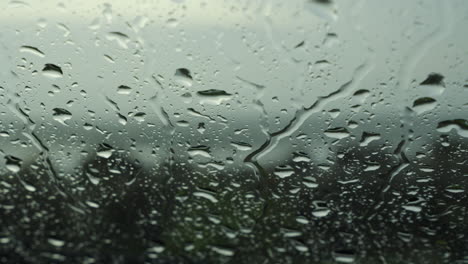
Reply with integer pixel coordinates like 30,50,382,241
0,133,466,264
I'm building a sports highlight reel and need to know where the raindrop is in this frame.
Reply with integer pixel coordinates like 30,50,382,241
193,190,218,203
352,89,370,103
294,41,305,49
166,18,178,28
174,68,193,86
0,237,10,244
359,132,381,147
312,201,330,217
117,85,132,95
48,238,65,247
420,73,444,86
437,119,468,138
5,155,22,173
20,46,45,57
303,176,319,188
324,127,350,139
197,89,232,105
292,152,311,162
86,171,100,185
402,205,422,213
211,246,234,257
52,108,72,125
148,245,165,253
412,97,437,114
230,141,252,151
106,32,130,49
118,113,127,125
311,0,332,4
273,165,295,178
134,112,146,122
312,208,331,218
445,186,464,193
22,182,36,192
328,109,340,118
420,73,445,95
42,63,63,78
86,201,100,208
188,146,211,158
96,143,114,159
197,122,205,134
296,216,309,224
333,250,356,263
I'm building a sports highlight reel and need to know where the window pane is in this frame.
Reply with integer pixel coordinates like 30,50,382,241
0,0,467,263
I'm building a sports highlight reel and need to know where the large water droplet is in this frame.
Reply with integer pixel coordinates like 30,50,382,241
174,68,193,87
52,108,72,125
42,64,63,78
197,89,232,105
273,165,295,178
117,85,132,95
5,155,22,173
96,143,114,158
437,119,468,138
324,127,350,139
20,46,45,57
412,97,437,115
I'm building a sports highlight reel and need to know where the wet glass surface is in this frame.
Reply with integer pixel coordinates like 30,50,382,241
0,0,467,263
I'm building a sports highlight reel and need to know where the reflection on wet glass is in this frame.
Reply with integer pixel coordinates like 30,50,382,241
0,0,467,263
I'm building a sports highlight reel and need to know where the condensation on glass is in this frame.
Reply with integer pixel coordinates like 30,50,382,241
0,0,467,263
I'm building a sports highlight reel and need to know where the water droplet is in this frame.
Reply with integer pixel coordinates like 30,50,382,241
230,141,252,151
166,18,178,28
211,246,234,257
52,108,72,125
193,190,218,203
292,153,311,163
86,201,100,208
19,46,45,57
0,237,11,244
96,143,114,159
296,216,309,224
188,146,211,158
48,238,65,247
197,89,232,105
294,41,305,49
312,201,330,217
303,177,319,188
174,68,193,87
352,89,371,103
134,112,146,122
402,205,422,213
420,73,444,86
445,186,464,193
333,250,356,263
273,165,295,178
5,155,22,173
117,85,132,95
312,208,330,217
420,73,445,95
412,97,437,114
148,245,165,253
359,132,381,147
437,119,468,138
311,0,332,4
106,32,130,49
42,64,63,78
324,127,350,139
